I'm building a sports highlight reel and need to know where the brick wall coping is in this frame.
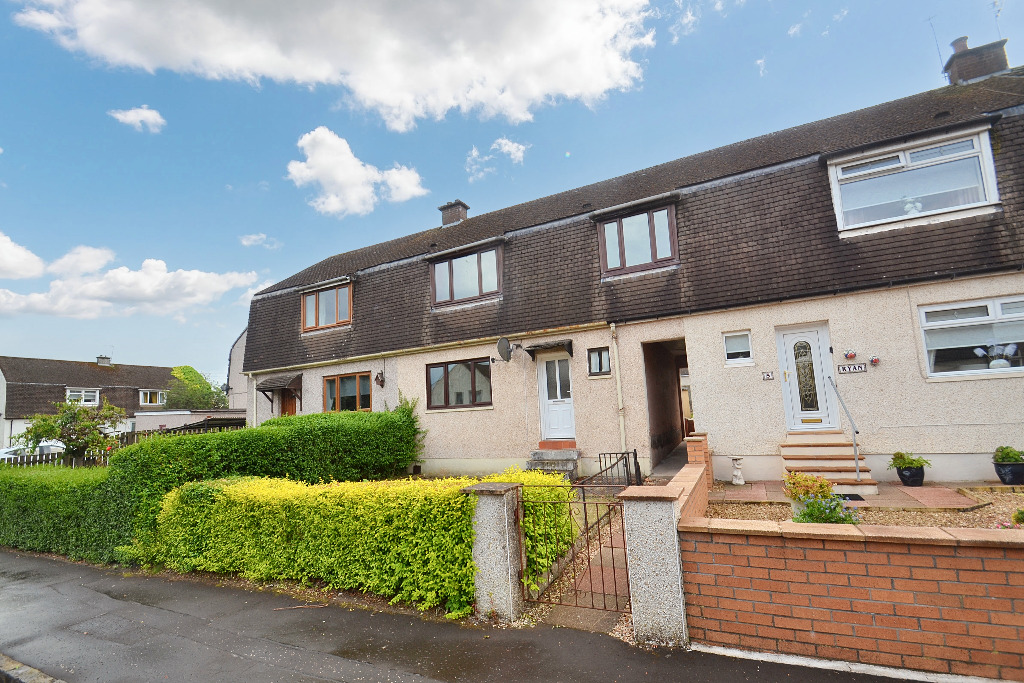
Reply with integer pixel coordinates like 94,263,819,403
678,517,1024,548
619,462,706,501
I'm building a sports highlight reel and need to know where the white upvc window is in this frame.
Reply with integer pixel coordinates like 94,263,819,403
919,296,1024,377
66,388,100,405
724,331,753,366
828,128,999,235
140,390,167,405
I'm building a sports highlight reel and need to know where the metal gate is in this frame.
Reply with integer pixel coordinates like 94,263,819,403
519,453,637,613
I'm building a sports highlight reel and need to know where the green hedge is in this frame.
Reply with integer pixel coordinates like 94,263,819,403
109,402,423,559
148,476,478,616
0,467,133,562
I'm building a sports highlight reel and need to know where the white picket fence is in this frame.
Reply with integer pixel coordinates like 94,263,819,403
1,451,110,468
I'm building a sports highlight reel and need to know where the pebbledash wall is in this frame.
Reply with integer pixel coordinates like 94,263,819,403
248,269,1024,480
677,518,1024,680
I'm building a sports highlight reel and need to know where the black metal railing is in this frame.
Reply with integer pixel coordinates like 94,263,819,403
577,450,642,487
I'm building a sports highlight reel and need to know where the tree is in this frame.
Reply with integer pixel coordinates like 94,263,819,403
16,399,127,465
164,365,228,410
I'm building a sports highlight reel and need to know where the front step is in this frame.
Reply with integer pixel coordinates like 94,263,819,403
831,479,879,495
780,443,857,457
781,432,874,494
786,465,872,480
785,430,846,444
527,449,579,479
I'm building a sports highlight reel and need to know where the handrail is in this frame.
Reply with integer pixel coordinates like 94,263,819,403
826,376,861,481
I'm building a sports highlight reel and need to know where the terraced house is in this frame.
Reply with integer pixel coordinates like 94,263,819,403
244,38,1024,492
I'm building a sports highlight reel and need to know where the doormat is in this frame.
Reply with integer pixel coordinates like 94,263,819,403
839,494,865,501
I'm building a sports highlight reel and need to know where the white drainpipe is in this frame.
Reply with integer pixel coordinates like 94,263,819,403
610,323,627,451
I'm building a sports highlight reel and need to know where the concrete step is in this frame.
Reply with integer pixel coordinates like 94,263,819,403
529,449,580,462
783,458,866,469
785,430,846,444
780,443,856,457
831,479,879,495
785,466,872,480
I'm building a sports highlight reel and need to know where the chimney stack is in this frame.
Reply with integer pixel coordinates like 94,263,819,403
943,36,1009,85
439,200,469,226
96,355,111,366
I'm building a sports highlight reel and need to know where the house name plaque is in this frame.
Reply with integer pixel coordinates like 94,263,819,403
837,363,867,374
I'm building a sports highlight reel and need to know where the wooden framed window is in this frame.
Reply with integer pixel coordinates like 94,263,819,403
587,347,611,376
302,284,352,331
431,248,501,305
426,358,492,409
66,388,100,406
599,206,678,276
139,390,167,405
323,372,372,412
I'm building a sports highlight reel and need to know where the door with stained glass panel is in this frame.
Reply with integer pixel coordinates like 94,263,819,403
778,327,837,430
538,356,575,439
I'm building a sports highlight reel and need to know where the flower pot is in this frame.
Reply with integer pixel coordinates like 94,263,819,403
896,466,925,487
994,462,1024,485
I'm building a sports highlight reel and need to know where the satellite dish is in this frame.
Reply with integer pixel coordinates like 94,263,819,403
496,337,512,362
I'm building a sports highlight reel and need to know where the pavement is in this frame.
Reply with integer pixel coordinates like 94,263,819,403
0,549,897,683
710,480,992,510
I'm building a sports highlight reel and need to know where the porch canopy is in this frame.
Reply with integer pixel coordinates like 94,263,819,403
524,340,573,360
256,373,302,402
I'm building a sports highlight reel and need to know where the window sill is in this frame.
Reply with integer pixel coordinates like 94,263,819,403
838,204,1000,239
301,323,352,337
425,405,495,413
601,263,680,283
724,360,755,368
925,368,1024,383
587,373,613,380
432,295,501,312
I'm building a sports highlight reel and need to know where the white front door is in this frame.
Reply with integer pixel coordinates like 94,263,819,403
539,356,575,439
777,325,837,431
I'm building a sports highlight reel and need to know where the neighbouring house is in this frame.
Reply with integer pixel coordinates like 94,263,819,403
243,38,1024,491
133,409,247,432
0,355,175,447
226,328,248,410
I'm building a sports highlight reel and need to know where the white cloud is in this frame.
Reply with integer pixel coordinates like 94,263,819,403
491,138,530,164
235,279,276,306
711,0,725,12
0,259,257,319
0,232,46,279
669,3,700,43
286,126,427,218
47,245,115,276
787,23,802,37
833,8,848,21
465,146,496,183
239,233,282,249
16,0,653,132
755,57,767,77
107,104,166,133
0,147,4,155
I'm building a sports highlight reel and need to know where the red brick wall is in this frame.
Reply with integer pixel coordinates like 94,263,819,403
678,520,1024,680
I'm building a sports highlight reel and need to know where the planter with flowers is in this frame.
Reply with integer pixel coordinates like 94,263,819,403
993,446,1024,485
782,471,834,515
887,451,931,487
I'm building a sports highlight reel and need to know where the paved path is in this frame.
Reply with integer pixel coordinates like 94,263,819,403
0,550,894,683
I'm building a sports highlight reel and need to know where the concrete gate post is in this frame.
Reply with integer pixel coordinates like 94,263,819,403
618,487,689,646
461,482,524,622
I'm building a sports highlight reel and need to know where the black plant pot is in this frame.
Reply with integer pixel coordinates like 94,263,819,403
994,462,1024,485
896,466,925,487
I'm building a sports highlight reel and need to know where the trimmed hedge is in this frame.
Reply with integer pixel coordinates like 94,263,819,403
0,467,133,562
149,476,478,616
110,402,423,560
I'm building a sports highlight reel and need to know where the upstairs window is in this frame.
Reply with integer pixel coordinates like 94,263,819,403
302,284,351,331
67,388,100,406
920,296,1024,376
324,372,371,412
427,358,492,409
829,130,998,233
599,206,677,275
140,390,167,406
432,249,500,304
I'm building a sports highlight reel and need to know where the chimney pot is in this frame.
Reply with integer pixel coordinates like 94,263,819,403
951,36,969,53
439,200,469,226
96,355,111,366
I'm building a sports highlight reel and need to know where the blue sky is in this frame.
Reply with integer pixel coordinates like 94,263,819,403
0,0,1019,382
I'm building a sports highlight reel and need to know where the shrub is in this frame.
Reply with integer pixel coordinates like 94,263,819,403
792,494,860,525
148,476,478,617
1013,508,1024,525
994,446,1024,463
887,451,932,469
0,466,134,562
110,400,424,560
782,472,833,502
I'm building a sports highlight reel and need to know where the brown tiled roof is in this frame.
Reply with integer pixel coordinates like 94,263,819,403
0,357,174,419
244,69,1024,373
262,69,1024,295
